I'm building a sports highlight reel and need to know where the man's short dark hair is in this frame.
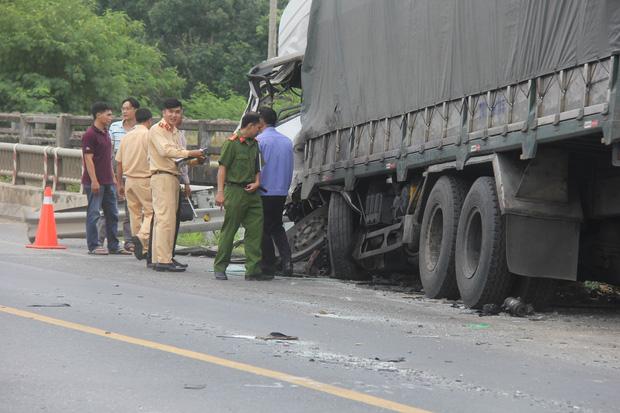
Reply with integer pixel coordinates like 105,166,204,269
162,98,182,110
135,108,152,123
258,107,277,126
90,102,113,119
240,112,261,128
122,97,140,109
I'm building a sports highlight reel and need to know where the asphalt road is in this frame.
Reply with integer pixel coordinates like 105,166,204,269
1,221,619,413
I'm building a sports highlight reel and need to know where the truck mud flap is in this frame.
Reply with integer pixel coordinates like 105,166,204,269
493,149,583,280
505,214,579,280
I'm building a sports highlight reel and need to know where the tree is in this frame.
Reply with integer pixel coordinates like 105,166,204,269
184,84,247,120
0,0,184,113
98,0,275,97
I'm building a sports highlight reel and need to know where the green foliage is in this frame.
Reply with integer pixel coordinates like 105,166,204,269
97,0,286,98
143,0,270,97
1,0,290,115
176,230,244,255
184,84,247,120
176,232,206,247
0,0,184,113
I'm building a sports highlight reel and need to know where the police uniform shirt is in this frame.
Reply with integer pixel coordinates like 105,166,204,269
115,124,150,178
219,134,260,184
148,120,190,174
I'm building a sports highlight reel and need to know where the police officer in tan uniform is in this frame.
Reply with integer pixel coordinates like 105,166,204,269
148,98,204,272
115,108,153,260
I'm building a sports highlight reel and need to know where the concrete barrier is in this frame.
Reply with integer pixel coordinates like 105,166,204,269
0,183,86,220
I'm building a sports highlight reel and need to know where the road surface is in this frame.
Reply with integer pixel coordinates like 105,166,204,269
0,221,618,412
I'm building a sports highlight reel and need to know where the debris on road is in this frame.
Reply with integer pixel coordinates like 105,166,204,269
466,323,490,330
183,384,206,390
216,334,257,340
502,297,535,317
479,303,501,317
258,332,298,341
27,303,71,307
374,356,405,363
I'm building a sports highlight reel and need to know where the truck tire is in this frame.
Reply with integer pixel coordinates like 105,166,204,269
419,176,468,299
455,177,514,308
327,193,365,280
512,276,557,311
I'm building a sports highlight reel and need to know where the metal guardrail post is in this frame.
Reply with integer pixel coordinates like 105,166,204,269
42,147,49,189
12,143,18,184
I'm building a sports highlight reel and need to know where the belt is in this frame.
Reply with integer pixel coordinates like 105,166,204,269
226,181,252,187
226,181,268,193
153,170,177,176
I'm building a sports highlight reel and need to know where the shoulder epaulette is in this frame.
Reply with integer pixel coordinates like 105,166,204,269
158,121,173,132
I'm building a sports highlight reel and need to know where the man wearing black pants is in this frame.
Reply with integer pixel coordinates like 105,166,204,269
257,107,294,276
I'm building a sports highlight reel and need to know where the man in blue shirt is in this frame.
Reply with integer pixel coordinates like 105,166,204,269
257,107,294,276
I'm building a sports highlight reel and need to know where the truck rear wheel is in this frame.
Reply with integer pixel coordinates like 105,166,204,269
419,176,468,299
455,177,514,308
327,192,365,280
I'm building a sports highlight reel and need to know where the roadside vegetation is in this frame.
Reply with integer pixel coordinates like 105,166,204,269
0,0,288,119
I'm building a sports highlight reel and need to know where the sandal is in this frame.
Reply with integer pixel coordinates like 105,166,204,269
88,247,109,255
109,248,132,255
124,242,136,253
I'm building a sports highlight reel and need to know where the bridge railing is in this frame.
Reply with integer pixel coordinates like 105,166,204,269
0,113,237,188
0,143,82,191
0,112,237,149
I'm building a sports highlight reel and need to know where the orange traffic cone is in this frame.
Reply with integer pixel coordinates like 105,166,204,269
26,187,66,249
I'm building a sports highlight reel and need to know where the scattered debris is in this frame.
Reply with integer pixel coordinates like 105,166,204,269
28,303,71,308
216,334,257,340
502,297,535,317
258,332,298,341
479,303,501,316
466,323,490,330
183,384,206,390
374,356,405,363
553,281,620,308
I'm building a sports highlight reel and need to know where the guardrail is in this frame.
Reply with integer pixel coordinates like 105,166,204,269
24,206,226,242
0,142,222,191
0,112,237,149
0,143,83,191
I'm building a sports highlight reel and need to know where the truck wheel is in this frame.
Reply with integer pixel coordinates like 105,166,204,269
419,176,468,299
455,177,514,308
512,276,557,311
327,192,365,280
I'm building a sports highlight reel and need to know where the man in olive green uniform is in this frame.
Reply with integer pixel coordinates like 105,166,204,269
148,98,204,272
214,112,268,280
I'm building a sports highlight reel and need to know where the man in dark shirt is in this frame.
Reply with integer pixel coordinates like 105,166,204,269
82,102,127,255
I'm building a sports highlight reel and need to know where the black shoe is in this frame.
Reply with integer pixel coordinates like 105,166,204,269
214,271,228,280
280,258,293,277
154,263,186,272
245,273,274,281
132,236,145,260
172,258,188,268
260,264,277,275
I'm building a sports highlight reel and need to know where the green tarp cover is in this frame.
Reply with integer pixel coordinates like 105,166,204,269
299,0,620,142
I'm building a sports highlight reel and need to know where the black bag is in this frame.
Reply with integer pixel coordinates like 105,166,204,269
178,192,195,222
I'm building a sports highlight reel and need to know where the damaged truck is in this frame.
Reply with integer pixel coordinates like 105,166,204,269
247,0,620,308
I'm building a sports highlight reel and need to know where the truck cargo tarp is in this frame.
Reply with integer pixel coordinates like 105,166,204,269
299,0,620,143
